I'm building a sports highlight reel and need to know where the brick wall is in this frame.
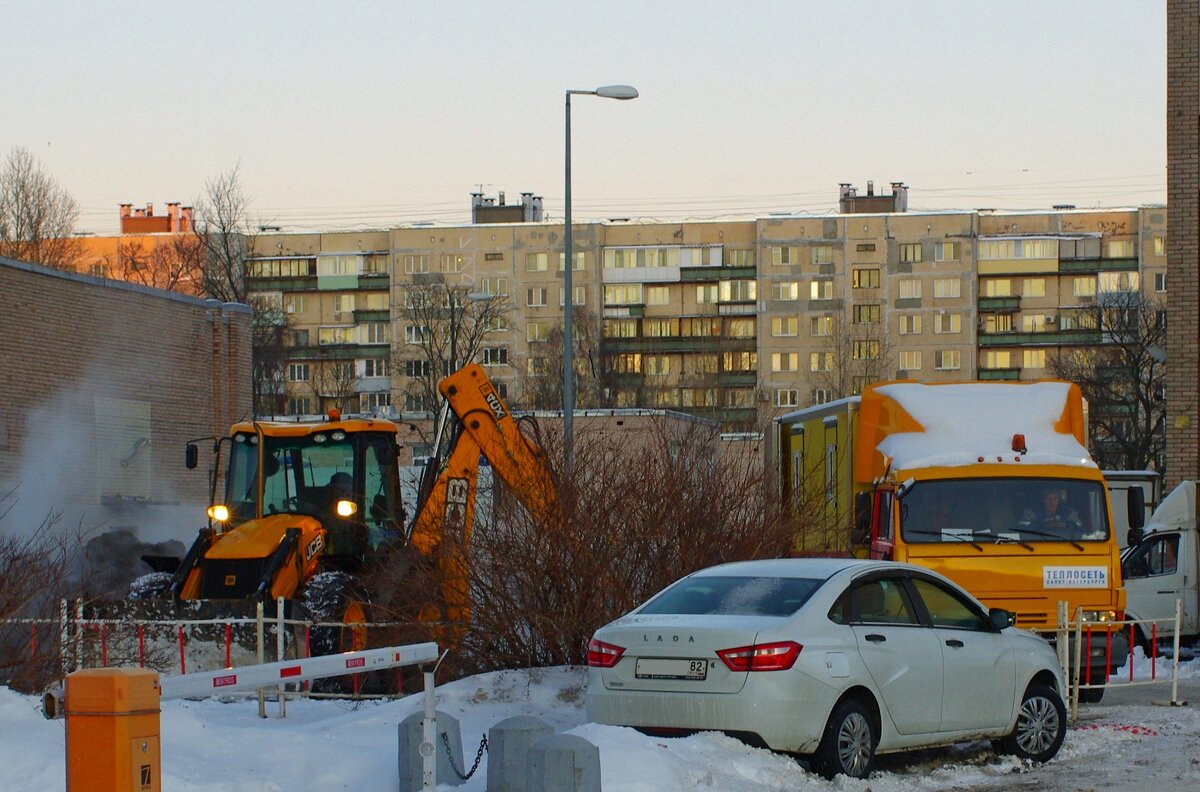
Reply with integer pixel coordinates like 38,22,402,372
1166,0,1199,488
0,257,251,557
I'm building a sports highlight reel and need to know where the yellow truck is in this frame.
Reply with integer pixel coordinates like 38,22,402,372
776,380,1128,700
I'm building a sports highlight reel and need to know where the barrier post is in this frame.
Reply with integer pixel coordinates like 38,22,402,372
61,667,162,792
256,602,266,719
1171,598,1183,706
421,665,437,790
276,596,286,718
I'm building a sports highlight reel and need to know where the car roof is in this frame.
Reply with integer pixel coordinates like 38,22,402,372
691,557,884,579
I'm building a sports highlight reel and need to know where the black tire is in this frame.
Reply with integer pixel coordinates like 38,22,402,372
996,684,1066,763
1077,685,1104,704
813,697,876,779
302,571,371,693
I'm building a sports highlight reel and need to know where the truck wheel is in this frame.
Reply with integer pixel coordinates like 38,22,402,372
813,697,876,779
996,684,1066,762
1077,686,1104,704
302,572,370,693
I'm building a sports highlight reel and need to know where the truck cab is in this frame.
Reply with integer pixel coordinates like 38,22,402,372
1122,481,1200,647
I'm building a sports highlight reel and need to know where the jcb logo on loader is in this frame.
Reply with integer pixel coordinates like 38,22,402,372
483,387,507,421
305,534,324,563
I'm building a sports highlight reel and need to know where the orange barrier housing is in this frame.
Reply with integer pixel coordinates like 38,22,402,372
65,668,161,792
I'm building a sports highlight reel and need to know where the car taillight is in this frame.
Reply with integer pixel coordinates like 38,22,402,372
717,641,802,672
586,638,625,668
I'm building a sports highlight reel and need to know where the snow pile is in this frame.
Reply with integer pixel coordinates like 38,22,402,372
874,381,1096,471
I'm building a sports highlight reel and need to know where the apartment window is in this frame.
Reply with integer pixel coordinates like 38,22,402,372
526,287,548,307
480,277,508,296
363,322,389,344
852,268,880,289
899,350,923,371
483,315,510,333
607,353,641,374
333,293,355,316
898,279,922,299
362,292,387,311
810,316,833,336
810,352,832,372
853,304,880,324
719,279,757,302
403,255,429,274
933,278,960,299
1023,349,1046,370
440,254,465,273
527,321,549,342
482,347,509,366
646,285,670,305
771,352,799,372
360,392,391,412
811,387,834,404
982,279,1012,297
935,242,960,261
403,359,431,377
605,248,675,269
696,284,718,303
726,318,756,339
983,314,1013,333
362,359,388,378
252,291,284,315
775,389,799,407
318,254,359,276
285,294,306,315
773,281,800,301
812,245,833,265
682,317,721,336
856,243,876,253
526,357,549,376
1153,236,1166,256
318,326,356,345
250,258,315,278
287,396,314,416
1023,314,1048,333
852,340,879,360
726,248,755,267
404,325,429,344
292,329,310,347
556,252,585,271
982,350,1012,369
526,253,550,272
772,246,800,266
725,388,755,408
1099,272,1139,293
287,363,310,382
644,318,679,337
723,351,757,372
602,284,642,306
645,355,671,376
558,285,586,307
1023,278,1046,298
1155,272,1167,292
899,314,922,335
934,313,961,334
691,354,719,375
935,350,961,370
771,316,799,337
810,280,833,300
899,243,922,263
1106,239,1135,259
979,239,1055,259
1073,276,1097,297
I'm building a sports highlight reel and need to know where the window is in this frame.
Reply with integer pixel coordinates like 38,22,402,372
1073,276,1097,297
287,396,314,416
482,347,509,366
526,357,549,376
726,318,756,339
776,389,799,407
900,350,922,371
362,359,388,378
285,294,306,315
982,279,1012,297
403,255,429,274
526,287,548,307
719,280,757,302
318,254,359,276
856,243,876,253
682,317,721,337
1023,349,1046,370
696,284,718,303
405,392,434,412
772,246,800,266
1106,239,1135,258
773,281,800,301
899,243,922,263
1153,236,1166,256
933,278,960,299
982,350,1012,369
983,314,1013,333
898,279,921,299
645,355,671,376
935,349,960,370
359,392,391,412
1023,314,1048,333
604,248,674,269
288,363,310,382
559,285,586,307
249,258,315,278
723,351,757,371
1155,272,1167,292
979,239,1056,259
604,284,643,305
726,249,755,267
811,387,834,404
853,304,880,324
725,388,755,408
646,285,670,305
934,313,961,334
1099,271,1139,293
363,322,389,344
644,318,678,337
899,314,922,335
852,268,880,289
935,242,960,261
810,280,833,300
810,316,832,336
771,316,799,337
404,325,429,344
556,252,585,271
318,326,356,345
1023,278,1046,298
810,352,832,372
440,254,465,273
812,245,833,265
606,353,641,374
771,352,799,372
527,321,549,342
403,359,432,377
691,354,719,375
525,253,550,272
839,579,919,626
483,315,509,333
333,293,355,316
362,292,387,311
852,340,879,360
1124,534,1180,579
910,578,986,631
292,329,309,347
480,277,508,296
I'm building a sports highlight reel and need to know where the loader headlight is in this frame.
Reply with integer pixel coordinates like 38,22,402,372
1080,609,1118,624
207,504,231,522
336,499,358,517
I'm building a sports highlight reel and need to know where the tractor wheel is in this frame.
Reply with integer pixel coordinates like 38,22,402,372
303,572,371,693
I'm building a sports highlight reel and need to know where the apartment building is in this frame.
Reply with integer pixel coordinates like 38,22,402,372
243,191,1168,439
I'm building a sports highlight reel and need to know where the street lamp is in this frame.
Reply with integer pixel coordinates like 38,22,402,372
563,84,638,470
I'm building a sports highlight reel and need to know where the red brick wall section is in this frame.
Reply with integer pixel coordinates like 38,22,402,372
0,257,251,547
1166,0,1199,488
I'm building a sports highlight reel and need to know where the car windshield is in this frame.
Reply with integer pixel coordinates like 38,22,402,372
638,576,823,617
900,477,1111,544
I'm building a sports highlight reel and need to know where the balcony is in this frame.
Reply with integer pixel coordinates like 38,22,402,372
602,337,757,354
977,329,1102,347
353,309,390,322
718,372,758,386
978,296,1021,311
603,304,645,318
1058,257,1139,273
978,368,1021,381
680,265,757,282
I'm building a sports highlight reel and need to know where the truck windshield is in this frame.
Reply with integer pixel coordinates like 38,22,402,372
899,477,1110,544
224,431,355,523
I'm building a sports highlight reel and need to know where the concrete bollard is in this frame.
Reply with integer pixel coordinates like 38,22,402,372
487,715,556,792
398,709,465,790
528,733,601,792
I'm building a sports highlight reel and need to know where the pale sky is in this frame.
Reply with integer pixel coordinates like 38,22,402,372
1,1,1167,235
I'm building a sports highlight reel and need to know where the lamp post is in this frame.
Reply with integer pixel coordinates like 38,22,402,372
563,84,638,471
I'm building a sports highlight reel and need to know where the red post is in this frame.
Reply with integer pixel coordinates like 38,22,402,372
225,624,233,669
1129,623,1136,682
1151,622,1158,680
177,626,187,675
137,625,145,668
1085,627,1093,686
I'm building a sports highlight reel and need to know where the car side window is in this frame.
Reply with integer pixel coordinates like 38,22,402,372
847,578,919,625
1125,534,1179,579
910,577,988,630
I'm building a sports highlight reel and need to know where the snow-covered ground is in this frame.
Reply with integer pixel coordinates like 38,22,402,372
3,652,1199,791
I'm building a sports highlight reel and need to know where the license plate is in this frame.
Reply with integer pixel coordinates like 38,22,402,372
635,657,708,680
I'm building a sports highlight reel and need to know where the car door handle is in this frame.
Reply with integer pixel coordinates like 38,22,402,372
864,634,886,643
945,639,964,648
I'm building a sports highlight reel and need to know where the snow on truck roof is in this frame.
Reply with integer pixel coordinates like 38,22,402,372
870,381,1096,471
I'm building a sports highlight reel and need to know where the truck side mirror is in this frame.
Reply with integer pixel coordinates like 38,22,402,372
185,443,199,469
1126,527,1144,547
1127,487,1145,530
852,491,873,544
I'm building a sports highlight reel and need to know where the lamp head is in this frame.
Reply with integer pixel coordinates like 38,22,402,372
595,85,639,100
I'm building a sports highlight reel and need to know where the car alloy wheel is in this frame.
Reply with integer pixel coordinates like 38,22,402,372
816,698,876,779
1014,693,1059,755
837,711,873,776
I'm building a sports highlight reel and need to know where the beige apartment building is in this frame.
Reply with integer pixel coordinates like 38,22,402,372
243,189,1167,445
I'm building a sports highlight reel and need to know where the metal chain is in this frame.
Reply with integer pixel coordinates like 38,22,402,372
442,731,488,780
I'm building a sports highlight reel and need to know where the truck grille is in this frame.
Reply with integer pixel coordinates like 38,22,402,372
200,559,266,599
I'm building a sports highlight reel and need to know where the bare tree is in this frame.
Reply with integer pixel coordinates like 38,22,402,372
519,305,603,411
308,356,358,415
393,280,513,412
813,311,893,401
1047,290,1167,471
105,236,205,294
246,295,291,417
0,146,83,270
193,164,257,303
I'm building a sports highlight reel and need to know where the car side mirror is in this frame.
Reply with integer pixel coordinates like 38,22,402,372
185,443,199,470
1126,527,1145,547
989,608,1014,631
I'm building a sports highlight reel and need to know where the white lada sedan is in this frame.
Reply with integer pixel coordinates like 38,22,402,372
585,558,1066,779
